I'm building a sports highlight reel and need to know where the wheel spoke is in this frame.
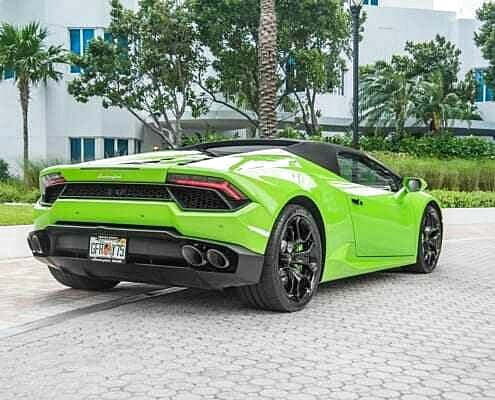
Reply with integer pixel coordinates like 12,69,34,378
277,214,321,303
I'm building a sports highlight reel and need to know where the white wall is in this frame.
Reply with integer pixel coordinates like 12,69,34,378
0,0,143,171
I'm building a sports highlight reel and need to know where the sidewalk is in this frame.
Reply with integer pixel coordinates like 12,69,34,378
0,225,32,259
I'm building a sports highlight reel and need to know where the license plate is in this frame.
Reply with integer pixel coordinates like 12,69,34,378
89,235,127,263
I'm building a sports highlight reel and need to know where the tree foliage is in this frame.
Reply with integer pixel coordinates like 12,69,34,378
68,0,208,148
475,2,495,90
0,22,66,176
190,0,351,135
360,36,477,135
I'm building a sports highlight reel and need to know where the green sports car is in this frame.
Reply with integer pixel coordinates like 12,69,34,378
29,139,443,312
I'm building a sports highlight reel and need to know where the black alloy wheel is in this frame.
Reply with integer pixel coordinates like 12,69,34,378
236,204,323,312
407,204,443,273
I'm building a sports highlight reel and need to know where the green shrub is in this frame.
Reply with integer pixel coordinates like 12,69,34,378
0,160,10,182
430,190,495,208
182,131,236,146
327,133,495,160
373,152,495,192
0,182,40,203
22,159,61,189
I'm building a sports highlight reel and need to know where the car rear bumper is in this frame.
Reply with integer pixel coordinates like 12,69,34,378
28,224,264,290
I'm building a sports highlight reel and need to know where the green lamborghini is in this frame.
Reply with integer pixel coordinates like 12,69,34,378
29,140,443,312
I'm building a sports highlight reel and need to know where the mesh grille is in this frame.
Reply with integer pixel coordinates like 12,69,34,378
169,186,230,210
61,183,171,201
43,185,66,204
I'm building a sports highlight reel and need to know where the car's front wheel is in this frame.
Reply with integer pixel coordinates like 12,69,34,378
236,204,323,312
406,204,443,273
48,267,120,291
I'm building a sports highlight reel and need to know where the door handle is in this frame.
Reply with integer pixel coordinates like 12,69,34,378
352,198,364,206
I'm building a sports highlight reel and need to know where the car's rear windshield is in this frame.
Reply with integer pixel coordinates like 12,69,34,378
200,145,284,156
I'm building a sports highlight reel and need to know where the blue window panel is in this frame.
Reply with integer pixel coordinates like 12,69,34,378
486,85,494,102
135,140,142,154
69,29,81,73
70,138,82,164
3,68,14,79
83,138,95,161
82,29,94,52
104,139,115,158
117,139,128,156
371,0,378,5
475,69,485,102
363,0,378,5
104,32,113,43
117,36,128,49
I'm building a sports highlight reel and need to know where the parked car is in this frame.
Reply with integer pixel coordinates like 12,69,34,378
28,140,443,312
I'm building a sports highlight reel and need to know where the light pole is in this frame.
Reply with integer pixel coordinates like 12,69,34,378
349,0,363,149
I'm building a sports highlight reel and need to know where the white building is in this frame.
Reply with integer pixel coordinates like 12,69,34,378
0,0,494,171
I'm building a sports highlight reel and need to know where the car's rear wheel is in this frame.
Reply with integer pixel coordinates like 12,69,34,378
236,204,323,312
406,204,443,273
48,267,119,290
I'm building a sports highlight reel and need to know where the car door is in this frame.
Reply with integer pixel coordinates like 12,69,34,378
336,152,416,257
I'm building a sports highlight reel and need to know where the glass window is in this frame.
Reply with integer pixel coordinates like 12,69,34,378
104,32,113,43
83,138,95,161
134,139,142,154
337,153,398,191
117,139,128,156
104,138,115,158
69,29,81,73
363,0,378,5
3,68,15,80
82,29,94,52
69,28,95,73
70,138,82,164
475,68,494,102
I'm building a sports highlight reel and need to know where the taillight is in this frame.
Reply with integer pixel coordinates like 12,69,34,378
167,174,247,201
40,173,66,205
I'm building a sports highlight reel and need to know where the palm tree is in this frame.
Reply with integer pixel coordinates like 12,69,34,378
0,22,66,177
360,61,419,137
258,0,278,137
414,71,476,133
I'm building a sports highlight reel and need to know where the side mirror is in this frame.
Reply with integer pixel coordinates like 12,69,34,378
403,177,427,193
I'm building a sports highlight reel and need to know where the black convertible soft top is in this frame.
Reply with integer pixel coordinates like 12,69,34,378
183,139,366,176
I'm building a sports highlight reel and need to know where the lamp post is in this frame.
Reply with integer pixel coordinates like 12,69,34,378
349,0,363,149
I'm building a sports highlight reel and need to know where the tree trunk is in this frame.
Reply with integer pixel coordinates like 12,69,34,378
258,0,278,138
18,79,30,181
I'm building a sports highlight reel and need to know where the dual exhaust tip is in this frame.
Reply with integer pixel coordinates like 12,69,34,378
181,245,230,270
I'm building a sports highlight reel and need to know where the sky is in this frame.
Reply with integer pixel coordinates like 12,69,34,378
434,0,488,18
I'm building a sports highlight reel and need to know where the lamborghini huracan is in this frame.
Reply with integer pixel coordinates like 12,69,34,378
28,140,443,312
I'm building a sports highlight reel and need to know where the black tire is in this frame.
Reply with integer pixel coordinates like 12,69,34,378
406,204,443,274
236,204,323,312
48,267,119,291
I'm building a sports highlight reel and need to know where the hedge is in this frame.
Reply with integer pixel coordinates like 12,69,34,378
430,190,495,208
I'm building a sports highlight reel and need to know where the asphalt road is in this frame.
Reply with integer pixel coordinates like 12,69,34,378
0,209,494,400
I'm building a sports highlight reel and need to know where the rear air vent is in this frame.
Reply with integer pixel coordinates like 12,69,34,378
60,183,172,201
45,182,249,211
168,186,231,210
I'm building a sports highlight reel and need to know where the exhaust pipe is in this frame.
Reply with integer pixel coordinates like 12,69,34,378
182,245,206,267
206,249,230,270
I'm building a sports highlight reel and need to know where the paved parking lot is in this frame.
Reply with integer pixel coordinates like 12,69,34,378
0,209,494,400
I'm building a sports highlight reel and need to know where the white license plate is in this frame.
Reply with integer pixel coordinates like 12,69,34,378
89,236,127,263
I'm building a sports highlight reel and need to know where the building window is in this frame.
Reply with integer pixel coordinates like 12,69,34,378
134,139,142,154
2,68,15,80
70,138,95,163
475,68,494,102
104,138,129,158
363,0,378,5
84,138,95,161
69,28,95,73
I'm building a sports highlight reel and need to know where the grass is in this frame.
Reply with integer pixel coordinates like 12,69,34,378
0,204,34,226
